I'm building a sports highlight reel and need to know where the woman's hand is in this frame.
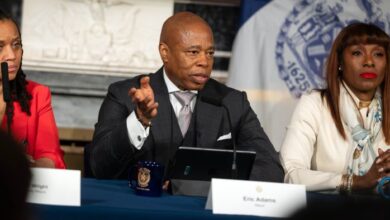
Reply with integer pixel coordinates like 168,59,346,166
353,148,390,190
28,155,55,168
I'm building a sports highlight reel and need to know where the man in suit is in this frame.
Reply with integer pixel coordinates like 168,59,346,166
90,12,284,182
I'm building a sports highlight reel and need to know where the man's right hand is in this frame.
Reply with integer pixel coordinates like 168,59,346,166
128,76,158,127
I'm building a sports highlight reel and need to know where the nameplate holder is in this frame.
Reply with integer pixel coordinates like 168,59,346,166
205,178,306,218
27,168,81,206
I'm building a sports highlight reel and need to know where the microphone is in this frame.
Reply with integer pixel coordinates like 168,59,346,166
1,62,12,102
200,95,238,179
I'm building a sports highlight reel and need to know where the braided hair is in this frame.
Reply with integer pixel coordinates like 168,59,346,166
0,9,31,133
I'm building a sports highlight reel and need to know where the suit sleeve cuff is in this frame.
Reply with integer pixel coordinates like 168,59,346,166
127,111,150,150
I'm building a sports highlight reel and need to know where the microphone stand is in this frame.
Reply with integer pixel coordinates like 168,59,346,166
1,62,11,102
222,104,238,179
1,62,12,134
200,95,238,179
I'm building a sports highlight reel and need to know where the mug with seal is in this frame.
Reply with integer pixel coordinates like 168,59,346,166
129,160,165,197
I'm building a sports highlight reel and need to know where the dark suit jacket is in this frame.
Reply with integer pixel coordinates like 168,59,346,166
90,68,283,182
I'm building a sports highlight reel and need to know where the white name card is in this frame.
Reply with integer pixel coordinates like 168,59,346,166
27,168,81,206
206,178,306,218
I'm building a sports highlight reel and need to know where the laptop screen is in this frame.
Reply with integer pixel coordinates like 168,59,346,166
169,146,256,181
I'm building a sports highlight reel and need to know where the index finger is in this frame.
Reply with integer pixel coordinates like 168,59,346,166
140,76,151,89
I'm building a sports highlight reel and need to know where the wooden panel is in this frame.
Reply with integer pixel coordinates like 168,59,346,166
58,127,94,142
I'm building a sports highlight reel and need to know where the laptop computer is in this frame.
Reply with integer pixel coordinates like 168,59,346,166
169,146,256,196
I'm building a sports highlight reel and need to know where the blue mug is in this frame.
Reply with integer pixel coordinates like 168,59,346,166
129,161,165,197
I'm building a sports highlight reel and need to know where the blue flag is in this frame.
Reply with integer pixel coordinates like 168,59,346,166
228,0,390,150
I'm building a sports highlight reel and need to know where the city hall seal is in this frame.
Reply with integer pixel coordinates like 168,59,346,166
275,0,390,98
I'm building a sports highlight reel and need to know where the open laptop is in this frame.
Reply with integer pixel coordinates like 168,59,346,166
169,146,256,196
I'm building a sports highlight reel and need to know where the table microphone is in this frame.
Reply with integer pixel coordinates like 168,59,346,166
200,95,238,179
1,62,12,102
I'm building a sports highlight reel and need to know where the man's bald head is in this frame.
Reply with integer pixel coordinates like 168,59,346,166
158,12,214,91
160,12,212,46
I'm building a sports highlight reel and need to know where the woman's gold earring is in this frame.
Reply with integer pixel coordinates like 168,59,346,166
338,66,342,71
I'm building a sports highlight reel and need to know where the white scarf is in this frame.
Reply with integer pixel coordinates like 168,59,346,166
339,82,382,176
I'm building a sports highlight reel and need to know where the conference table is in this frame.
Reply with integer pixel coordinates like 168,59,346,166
30,178,389,220
30,178,261,220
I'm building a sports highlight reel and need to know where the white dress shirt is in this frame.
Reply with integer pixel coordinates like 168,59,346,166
127,70,197,149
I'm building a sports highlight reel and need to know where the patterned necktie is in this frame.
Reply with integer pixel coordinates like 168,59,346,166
173,91,196,136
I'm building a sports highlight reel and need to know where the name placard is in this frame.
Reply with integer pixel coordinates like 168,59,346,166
27,168,81,206
206,178,306,218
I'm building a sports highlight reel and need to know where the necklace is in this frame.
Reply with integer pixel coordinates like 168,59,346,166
358,100,371,109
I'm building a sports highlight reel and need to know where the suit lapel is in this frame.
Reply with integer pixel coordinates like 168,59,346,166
195,100,223,147
149,71,225,150
149,69,182,159
196,83,224,147
150,69,171,144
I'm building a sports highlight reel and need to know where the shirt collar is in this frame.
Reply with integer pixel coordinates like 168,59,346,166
341,81,360,106
341,80,381,107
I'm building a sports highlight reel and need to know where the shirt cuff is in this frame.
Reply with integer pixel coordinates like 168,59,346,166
127,111,150,150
